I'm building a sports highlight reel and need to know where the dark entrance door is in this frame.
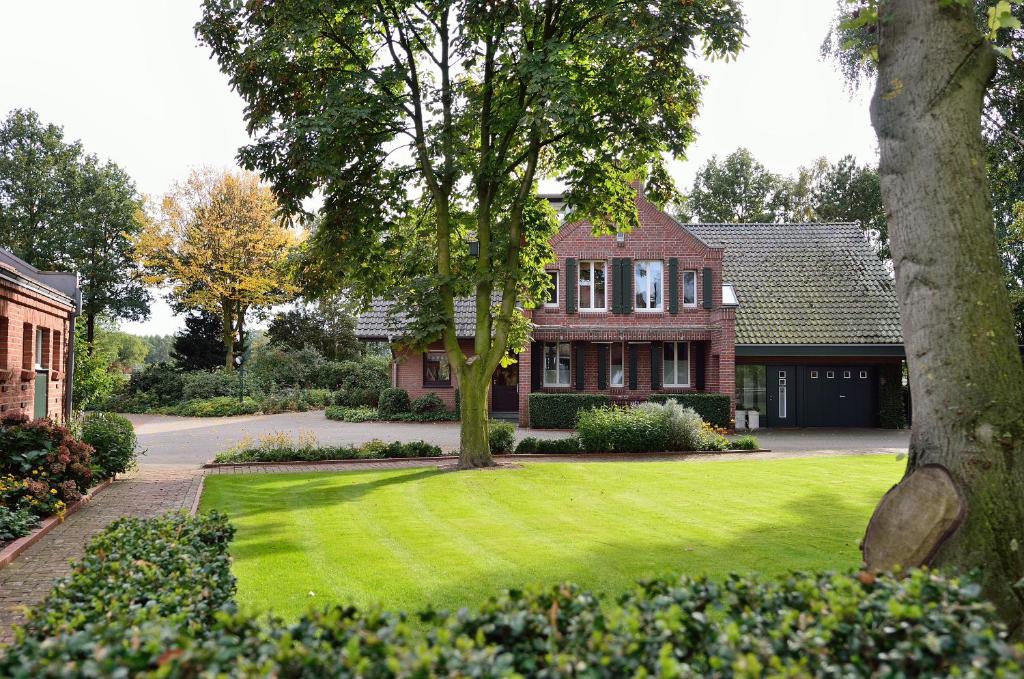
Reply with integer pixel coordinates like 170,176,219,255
765,365,795,427
34,371,48,419
491,362,519,412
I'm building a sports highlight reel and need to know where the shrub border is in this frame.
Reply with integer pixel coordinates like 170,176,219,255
0,477,115,570
201,448,770,469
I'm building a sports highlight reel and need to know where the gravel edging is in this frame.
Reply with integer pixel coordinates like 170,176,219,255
0,477,115,570
202,449,771,469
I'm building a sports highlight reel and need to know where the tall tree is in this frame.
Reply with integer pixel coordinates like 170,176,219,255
680,148,789,222
0,109,150,344
838,0,1024,632
141,334,175,365
267,297,362,361
172,310,228,371
808,155,889,259
196,0,745,468
137,168,298,370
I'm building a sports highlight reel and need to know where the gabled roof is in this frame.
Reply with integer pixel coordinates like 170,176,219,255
688,223,902,345
356,295,499,340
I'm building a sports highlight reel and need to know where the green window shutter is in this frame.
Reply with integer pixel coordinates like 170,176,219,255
702,267,713,309
611,258,622,314
623,258,634,314
668,258,679,315
651,342,662,390
628,343,638,390
531,341,543,391
597,344,608,390
566,258,578,314
574,342,585,390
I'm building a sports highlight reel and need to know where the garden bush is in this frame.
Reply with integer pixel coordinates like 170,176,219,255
330,359,390,406
181,368,249,401
0,505,38,543
18,511,235,642
528,393,610,429
80,412,140,478
514,435,582,454
410,392,446,415
166,396,262,417
0,413,93,516
577,405,669,452
325,405,379,422
4,513,1021,679
123,362,185,406
488,420,515,453
731,434,760,450
214,435,444,463
378,387,411,417
247,346,328,390
648,392,732,428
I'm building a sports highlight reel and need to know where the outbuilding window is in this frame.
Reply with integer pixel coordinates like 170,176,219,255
423,351,451,387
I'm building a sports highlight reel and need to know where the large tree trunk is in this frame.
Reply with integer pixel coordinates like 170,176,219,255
458,366,495,469
865,0,1024,633
221,299,235,371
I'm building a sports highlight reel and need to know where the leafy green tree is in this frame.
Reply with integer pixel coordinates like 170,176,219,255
172,311,227,371
679,148,789,223
267,298,362,361
141,335,174,365
808,156,888,259
71,317,127,410
196,0,744,467
0,110,150,345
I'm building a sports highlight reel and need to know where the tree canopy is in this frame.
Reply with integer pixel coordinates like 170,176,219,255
196,0,746,466
137,168,298,369
266,297,362,362
0,109,150,342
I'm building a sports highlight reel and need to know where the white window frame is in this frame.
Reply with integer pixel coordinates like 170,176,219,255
609,342,624,387
544,270,559,308
34,327,45,370
577,260,607,311
662,341,690,387
634,260,664,312
543,342,572,387
682,270,697,307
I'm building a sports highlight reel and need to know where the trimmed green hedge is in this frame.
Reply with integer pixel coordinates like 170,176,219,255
18,512,235,641
213,439,444,464
515,435,582,454
528,393,610,429
4,514,1021,677
648,392,731,428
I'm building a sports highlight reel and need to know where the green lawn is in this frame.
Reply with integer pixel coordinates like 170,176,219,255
200,456,901,619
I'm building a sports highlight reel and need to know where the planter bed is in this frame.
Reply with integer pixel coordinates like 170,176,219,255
202,448,770,469
0,477,115,569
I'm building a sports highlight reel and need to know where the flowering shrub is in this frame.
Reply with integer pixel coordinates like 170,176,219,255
0,413,92,518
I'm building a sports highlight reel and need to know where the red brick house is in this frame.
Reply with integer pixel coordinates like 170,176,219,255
0,249,80,422
357,189,904,428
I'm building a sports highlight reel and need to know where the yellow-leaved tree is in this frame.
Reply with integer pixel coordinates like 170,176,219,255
137,168,298,369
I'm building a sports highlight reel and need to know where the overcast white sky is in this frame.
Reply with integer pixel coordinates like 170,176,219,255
0,0,877,336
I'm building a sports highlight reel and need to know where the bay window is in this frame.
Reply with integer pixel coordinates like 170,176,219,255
543,341,571,387
635,260,663,311
578,260,606,310
662,341,690,387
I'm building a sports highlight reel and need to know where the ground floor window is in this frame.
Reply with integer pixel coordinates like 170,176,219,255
736,364,766,416
610,342,624,387
543,342,571,387
663,341,689,386
423,351,451,387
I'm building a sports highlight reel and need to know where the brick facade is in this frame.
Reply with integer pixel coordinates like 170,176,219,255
382,190,738,427
0,255,77,422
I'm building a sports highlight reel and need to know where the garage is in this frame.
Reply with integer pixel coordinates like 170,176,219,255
743,363,883,428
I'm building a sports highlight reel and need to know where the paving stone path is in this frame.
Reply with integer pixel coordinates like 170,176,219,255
0,467,203,645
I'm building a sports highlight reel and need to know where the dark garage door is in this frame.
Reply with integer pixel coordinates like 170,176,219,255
799,366,875,427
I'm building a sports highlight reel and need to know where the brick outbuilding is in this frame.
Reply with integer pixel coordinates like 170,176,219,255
0,249,80,422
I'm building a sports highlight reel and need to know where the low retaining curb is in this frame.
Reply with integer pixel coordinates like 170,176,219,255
202,449,771,469
0,476,115,570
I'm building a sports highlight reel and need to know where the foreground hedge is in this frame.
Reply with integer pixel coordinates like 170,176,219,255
648,392,732,428
214,437,444,463
4,513,1021,678
527,393,610,428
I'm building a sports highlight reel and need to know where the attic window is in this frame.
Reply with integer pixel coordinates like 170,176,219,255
615,232,625,243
